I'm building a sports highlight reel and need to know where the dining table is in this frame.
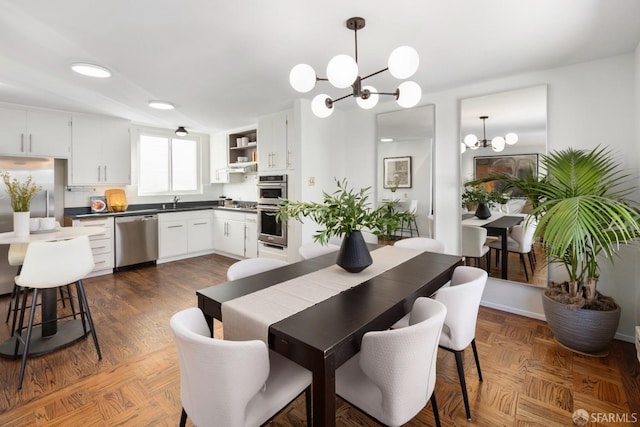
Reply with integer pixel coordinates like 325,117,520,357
197,245,462,426
0,225,106,357
462,212,524,279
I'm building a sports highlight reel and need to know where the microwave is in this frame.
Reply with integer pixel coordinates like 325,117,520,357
257,174,287,205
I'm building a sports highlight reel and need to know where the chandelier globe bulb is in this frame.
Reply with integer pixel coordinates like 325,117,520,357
289,64,317,93
396,81,422,108
311,94,334,118
326,54,358,89
388,46,419,79
356,85,379,109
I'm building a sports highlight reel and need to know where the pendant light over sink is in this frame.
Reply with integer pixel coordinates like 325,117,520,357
289,17,422,118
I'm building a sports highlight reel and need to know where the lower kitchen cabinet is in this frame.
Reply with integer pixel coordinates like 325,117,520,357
71,216,114,276
158,210,214,262
212,210,258,258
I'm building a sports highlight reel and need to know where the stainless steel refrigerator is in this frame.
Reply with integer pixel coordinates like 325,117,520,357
0,156,55,295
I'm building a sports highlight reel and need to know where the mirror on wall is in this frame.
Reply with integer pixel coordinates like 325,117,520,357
460,85,547,285
376,104,435,238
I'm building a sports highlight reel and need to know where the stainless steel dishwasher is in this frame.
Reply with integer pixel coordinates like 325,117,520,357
115,214,159,268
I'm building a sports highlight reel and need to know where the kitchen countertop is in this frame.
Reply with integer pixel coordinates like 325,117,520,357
65,202,258,220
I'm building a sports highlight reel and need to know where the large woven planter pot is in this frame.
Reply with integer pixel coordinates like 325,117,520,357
542,292,621,356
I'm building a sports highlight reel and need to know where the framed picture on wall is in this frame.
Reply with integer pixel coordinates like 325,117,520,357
474,154,538,196
383,156,412,189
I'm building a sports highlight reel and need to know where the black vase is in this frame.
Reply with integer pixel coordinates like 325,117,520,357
475,203,492,219
336,231,373,273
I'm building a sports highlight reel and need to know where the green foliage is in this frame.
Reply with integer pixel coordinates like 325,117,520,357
276,178,412,245
1,170,42,212
461,185,509,207
466,146,640,301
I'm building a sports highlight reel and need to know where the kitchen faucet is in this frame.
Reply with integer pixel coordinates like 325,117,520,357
172,195,180,209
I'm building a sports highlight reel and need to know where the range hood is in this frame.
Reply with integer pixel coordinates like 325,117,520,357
224,162,257,174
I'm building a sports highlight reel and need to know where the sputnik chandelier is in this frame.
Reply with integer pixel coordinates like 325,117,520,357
461,116,518,153
289,17,422,118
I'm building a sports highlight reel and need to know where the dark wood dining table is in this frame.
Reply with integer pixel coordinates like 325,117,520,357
197,246,462,426
462,213,524,279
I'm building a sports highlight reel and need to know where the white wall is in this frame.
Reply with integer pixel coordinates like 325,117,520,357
635,41,640,331
318,53,638,342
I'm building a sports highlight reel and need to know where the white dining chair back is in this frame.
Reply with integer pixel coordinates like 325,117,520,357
434,265,487,420
335,297,447,427
170,307,311,427
461,225,490,272
226,258,288,281
488,216,537,280
394,237,445,253
298,242,340,260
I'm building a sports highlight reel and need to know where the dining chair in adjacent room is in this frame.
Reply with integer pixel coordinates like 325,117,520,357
435,265,488,421
13,235,101,390
298,241,340,260
395,199,420,238
170,307,312,427
335,297,447,427
226,257,288,281
461,224,490,273
488,219,537,281
394,237,445,253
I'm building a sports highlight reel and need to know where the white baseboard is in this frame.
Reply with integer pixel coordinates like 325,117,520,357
480,300,546,321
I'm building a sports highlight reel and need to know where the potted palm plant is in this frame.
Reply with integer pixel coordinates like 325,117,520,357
467,146,640,355
1,170,42,237
276,178,412,273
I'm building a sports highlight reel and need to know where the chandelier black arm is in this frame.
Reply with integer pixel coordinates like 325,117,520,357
361,67,389,81
331,93,354,104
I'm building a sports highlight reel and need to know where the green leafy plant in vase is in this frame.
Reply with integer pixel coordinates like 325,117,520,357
1,170,42,236
276,178,412,272
461,185,509,219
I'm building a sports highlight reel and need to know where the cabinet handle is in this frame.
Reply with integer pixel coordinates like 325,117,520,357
29,134,33,152
193,222,207,226
168,225,184,229
98,166,101,181
104,165,107,181
93,245,107,250
287,150,292,167
20,134,24,152
95,260,107,265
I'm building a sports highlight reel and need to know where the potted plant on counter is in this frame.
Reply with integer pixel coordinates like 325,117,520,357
276,178,411,273
461,185,510,219
1,170,42,237
468,146,640,355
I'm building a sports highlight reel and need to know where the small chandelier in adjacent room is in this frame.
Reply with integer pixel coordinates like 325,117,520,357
175,126,188,137
461,116,518,153
289,17,422,118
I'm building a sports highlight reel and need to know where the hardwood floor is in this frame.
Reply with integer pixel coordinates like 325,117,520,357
0,254,637,426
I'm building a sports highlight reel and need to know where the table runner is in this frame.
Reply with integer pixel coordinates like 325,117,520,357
221,245,422,343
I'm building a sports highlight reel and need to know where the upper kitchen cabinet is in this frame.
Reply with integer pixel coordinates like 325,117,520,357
257,110,294,172
210,131,229,183
69,114,131,185
0,106,71,158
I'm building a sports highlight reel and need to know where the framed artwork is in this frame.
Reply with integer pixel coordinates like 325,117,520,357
383,156,412,189
474,154,538,196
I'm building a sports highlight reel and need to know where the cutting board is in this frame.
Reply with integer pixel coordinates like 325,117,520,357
105,189,128,212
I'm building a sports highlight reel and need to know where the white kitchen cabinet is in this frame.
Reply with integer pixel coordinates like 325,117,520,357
0,106,71,158
71,216,114,276
213,211,246,257
187,217,214,253
244,215,258,258
257,110,294,172
159,219,188,259
209,131,229,183
69,114,131,185
158,210,214,262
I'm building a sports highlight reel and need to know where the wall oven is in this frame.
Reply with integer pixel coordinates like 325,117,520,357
257,174,287,247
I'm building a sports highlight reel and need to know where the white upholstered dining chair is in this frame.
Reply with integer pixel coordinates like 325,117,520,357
226,258,288,281
461,224,490,272
435,265,488,421
298,241,340,260
488,218,537,281
170,307,312,427
394,237,445,253
335,297,447,427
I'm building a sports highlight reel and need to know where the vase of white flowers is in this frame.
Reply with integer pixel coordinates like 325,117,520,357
1,171,42,236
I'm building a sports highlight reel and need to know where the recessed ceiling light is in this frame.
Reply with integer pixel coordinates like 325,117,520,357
71,62,112,78
148,100,175,110
380,138,394,142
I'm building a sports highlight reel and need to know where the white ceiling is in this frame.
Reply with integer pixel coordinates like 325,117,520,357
0,0,639,134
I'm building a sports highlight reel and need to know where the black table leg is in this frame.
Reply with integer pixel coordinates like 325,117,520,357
42,288,57,336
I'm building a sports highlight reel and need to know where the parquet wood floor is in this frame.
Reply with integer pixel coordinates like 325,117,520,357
0,254,637,426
